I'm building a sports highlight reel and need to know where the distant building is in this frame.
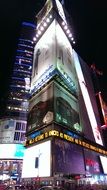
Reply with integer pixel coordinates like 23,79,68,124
0,22,35,181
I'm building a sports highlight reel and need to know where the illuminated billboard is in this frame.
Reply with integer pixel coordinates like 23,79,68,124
53,138,85,174
73,50,103,146
0,160,22,176
31,20,77,94
31,20,56,92
99,156,107,174
0,144,25,159
84,149,100,175
27,83,54,132
54,82,82,132
27,81,81,133
0,120,15,143
22,140,51,178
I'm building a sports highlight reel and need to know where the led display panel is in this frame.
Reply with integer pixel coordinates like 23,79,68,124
54,82,82,132
0,120,15,143
22,140,51,178
53,138,85,174
55,21,77,93
31,20,56,92
27,83,54,132
31,20,78,95
73,50,103,146
0,144,25,159
99,156,107,174
0,160,22,176
27,81,82,133
84,149,100,175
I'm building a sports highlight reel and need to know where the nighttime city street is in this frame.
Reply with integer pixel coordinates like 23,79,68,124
0,0,107,190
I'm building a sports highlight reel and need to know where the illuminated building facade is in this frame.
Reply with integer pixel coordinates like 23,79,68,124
0,22,35,181
22,0,107,186
5,22,35,120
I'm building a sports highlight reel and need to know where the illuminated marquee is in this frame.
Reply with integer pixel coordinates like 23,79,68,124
26,130,107,156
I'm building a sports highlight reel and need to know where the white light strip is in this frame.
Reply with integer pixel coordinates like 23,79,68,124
73,50,103,145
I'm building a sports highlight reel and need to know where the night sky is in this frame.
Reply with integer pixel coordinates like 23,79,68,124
0,0,107,103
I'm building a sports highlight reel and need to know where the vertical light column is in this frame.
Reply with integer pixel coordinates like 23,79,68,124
73,50,103,146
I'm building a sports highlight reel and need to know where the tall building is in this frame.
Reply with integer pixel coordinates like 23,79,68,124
22,0,107,187
0,22,35,181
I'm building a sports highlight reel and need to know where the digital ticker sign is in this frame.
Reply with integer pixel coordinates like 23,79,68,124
26,129,107,156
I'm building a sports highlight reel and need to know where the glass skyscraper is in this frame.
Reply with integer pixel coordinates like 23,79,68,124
5,22,35,121
0,22,35,181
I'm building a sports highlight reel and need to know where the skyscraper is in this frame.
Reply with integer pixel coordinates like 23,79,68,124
0,22,35,181
22,0,107,187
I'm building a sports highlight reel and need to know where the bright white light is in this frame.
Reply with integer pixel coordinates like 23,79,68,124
43,22,47,27
49,15,52,18
64,25,68,30
46,18,50,23
73,41,75,44
55,0,67,24
62,21,65,26
22,141,51,178
36,34,39,38
33,37,36,41
0,144,25,159
38,30,42,35
71,37,74,41
66,29,70,34
40,26,44,31
99,156,107,174
68,33,72,38
73,50,103,145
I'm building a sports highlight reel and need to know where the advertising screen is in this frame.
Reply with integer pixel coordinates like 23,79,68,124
0,144,25,159
54,82,82,132
73,50,103,145
56,21,77,94
31,20,78,95
0,120,15,143
84,149,100,175
22,140,51,178
31,20,56,92
27,83,54,132
53,138,85,174
99,156,107,174
0,160,22,175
